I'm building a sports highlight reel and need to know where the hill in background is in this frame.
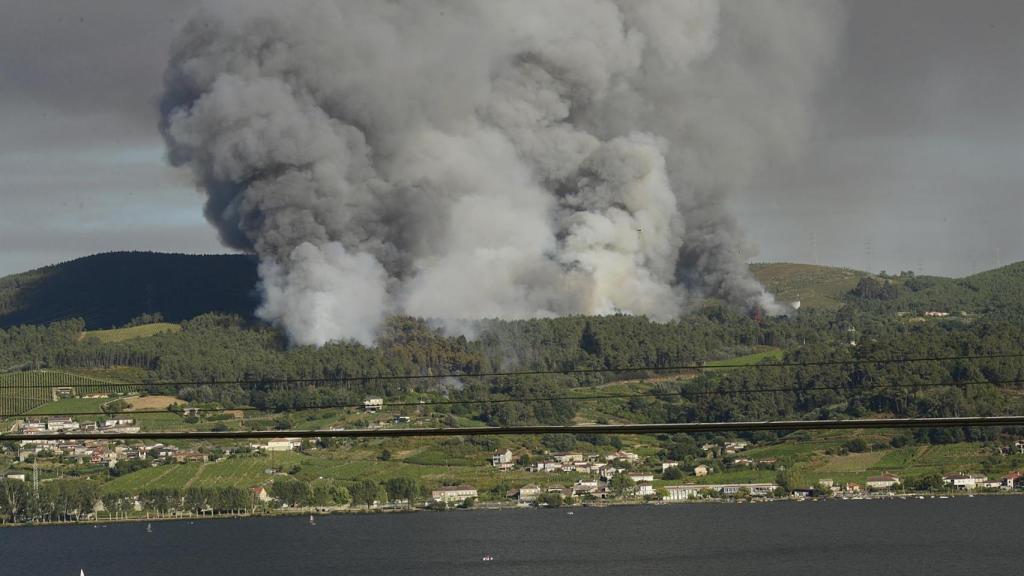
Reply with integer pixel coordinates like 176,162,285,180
0,252,259,329
1,253,1021,330
750,263,869,309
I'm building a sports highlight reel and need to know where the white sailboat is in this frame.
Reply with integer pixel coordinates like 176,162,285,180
309,514,316,526
146,523,153,533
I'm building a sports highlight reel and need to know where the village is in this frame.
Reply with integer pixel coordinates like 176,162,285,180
5,412,1024,523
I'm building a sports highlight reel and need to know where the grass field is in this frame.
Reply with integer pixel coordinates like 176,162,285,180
81,323,181,343
26,397,112,416
750,262,868,309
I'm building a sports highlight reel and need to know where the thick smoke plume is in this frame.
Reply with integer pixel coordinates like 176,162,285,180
161,0,842,346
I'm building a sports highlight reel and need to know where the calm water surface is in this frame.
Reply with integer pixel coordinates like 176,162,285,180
3,497,1022,575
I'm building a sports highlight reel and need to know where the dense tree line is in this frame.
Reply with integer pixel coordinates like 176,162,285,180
0,479,99,523
1,286,1023,435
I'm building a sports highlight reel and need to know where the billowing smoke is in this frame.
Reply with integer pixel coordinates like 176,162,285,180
161,0,842,346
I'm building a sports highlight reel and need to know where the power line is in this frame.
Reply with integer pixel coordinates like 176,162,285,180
2,377,1020,419
1,352,1022,391
4,415,1024,441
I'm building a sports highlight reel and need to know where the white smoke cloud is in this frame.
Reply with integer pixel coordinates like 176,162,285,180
161,0,842,345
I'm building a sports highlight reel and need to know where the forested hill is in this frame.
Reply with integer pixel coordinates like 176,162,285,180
843,262,1024,318
0,252,259,329
2,253,1023,330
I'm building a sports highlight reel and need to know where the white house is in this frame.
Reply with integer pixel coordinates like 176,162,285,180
491,449,514,469
257,438,302,452
627,473,655,483
47,416,80,432
664,483,778,501
634,483,656,498
363,398,384,413
606,451,640,463
552,452,584,463
661,461,679,471
943,473,988,490
431,485,478,503
514,484,542,502
102,418,136,429
693,464,711,477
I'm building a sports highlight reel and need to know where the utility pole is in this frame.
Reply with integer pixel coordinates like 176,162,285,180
32,458,39,521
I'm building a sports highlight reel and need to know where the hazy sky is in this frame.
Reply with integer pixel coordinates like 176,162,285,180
1,0,1022,278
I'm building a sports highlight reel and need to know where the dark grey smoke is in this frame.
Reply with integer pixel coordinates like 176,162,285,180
160,0,842,345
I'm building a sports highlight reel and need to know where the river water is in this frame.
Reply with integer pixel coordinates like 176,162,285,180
2,497,1021,575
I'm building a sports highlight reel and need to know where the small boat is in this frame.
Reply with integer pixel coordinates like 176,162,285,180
309,515,316,526
482,555,495,562
147,523,153,533
566,511,574,516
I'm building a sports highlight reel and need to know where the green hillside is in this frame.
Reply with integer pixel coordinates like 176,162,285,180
841,261,1024,317
750,262,869,309
752,261,1024,315
0,252,259,329
83,323,183,343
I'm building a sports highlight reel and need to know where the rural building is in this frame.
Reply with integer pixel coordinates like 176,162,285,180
54,387,75,399
363,398,384,413
634,483,656,498
20,419,47,433
512,484,542,502
664,483,778,501
866,474,901,489
46,416,79,432
254,438,302,452
693,464,711,477
606,451,640,463
723,441,749,453
572,480,600,497
661,461,679,471
250,486,271,503
102,418,135,429
627,473,654,483
943,473,988,490
431,485,478,503
551,452,584,463
1002,471,1023,489
5,474,26,482
491,449,514,469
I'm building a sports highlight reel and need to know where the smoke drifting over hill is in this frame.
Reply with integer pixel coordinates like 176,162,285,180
160,0,842,346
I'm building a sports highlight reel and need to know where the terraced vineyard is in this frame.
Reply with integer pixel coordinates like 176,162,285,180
0,370,130,415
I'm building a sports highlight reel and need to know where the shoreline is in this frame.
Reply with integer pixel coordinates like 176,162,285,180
3,490,1016,529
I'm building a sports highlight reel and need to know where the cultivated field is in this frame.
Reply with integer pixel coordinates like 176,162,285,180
81,323,182,343
124,395,179,411
0,370,129,415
